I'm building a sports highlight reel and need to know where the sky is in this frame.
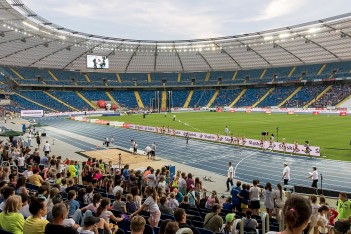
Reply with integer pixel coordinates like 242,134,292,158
21,0,350,41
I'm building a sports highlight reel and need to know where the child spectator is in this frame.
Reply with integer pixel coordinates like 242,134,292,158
126,194,137,214
112,192,127,213
168,192,179,210
66,190,80,218
223,196,232,211
81,193,102,213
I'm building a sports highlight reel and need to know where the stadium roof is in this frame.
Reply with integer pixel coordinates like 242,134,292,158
1,0,351,73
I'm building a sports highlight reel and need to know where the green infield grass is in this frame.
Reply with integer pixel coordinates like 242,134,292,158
92,112,351,161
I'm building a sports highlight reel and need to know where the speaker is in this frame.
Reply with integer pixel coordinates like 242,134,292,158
41,133,46,137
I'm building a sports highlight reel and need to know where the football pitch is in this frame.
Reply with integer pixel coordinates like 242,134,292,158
94,112,351,161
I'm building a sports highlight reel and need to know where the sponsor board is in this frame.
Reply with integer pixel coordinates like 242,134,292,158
20,110,44,118
128,124,321,156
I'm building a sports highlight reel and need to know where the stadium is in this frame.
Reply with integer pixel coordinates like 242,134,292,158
0,0,350,234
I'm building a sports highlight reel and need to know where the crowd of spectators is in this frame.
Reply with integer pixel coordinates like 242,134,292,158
312,83,351,108
0,130,350,234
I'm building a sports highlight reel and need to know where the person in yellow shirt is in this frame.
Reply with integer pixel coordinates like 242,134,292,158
67,161,77,179
0,195,25,234
23,197,48,234
28,169,44,187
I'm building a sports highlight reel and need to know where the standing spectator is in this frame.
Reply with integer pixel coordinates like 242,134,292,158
43,141,51,156
44,203,78,234
23,198,48,234
273,183,285,222
238,184,250,212
310,195,321,234
130,216,146,234
203,204,223,233
263,182,274,218
317,205,330,234
249,180,261,216
131,186,160,229
336,193,351,220
282,163,290,186
187,184,197,208
224,126,229,136
308,167,319,188
150,142,156,160
0,195,25,234
206,191,219,209
168,192,179,210
226,162,234,192
231,181,241,211
36,135,41,148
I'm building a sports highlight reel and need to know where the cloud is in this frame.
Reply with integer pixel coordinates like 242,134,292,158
20,0,351,40
247,0,306,21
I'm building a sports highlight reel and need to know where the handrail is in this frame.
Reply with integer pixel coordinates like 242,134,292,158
261,212,269,233
233,219,243,234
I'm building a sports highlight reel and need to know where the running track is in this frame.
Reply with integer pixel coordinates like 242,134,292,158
39,117,351,193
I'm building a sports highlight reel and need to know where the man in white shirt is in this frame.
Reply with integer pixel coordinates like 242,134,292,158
112,180,124,195
144,145,151,159
308,167,319,188
43,141,51,156
226,162,234,192
282,163,290,185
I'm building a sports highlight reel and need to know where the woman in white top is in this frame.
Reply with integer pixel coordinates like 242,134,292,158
273,183,285,222
249,180,261,216
131,186,160,229
263,182,274,218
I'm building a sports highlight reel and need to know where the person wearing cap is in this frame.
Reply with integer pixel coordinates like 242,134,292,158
45,203,78,234
222,213,235,234
77,216,100,234
203,204,223,233
282,163,290,185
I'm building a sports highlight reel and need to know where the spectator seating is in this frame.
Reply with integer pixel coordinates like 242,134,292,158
234,87,270,107
311,83,351,107
258,86,296,107
211,89,242,107
283,85,328,108
188,89,215,108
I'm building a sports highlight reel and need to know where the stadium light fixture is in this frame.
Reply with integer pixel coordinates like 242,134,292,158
264,36,274,41
307,27,321,34
279,33,290,39
22,21,39,31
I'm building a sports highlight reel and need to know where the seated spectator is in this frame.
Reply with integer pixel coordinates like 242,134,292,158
126,194,137,214
112,180,123,196
159,220,172,234
203,203,223,233
205,191,219,209
165,221,179,234
222,213,235,234
173,188,183,204
60,178,68,193
112,191,127,213
78,216,100,234
37,185,49,200
66,190,80,218
159,195,174,216
96,198,124,224
77,188,86,205
168,192,179,209
242,210,258,233
81,193,101,213
28,168,44,186
178,195,190,211
83,185,94,205
0,186,15,210
47,187,60,213
174,208,200,234
130,215,146,234
131,186,142,210
23,197,49,234
20,193,31,219
0,195,25,234
45,203,78,234
158,175,167,194
66,179,77,193
15,176,29,196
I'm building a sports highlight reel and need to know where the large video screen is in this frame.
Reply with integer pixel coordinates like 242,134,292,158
87,55,109,69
